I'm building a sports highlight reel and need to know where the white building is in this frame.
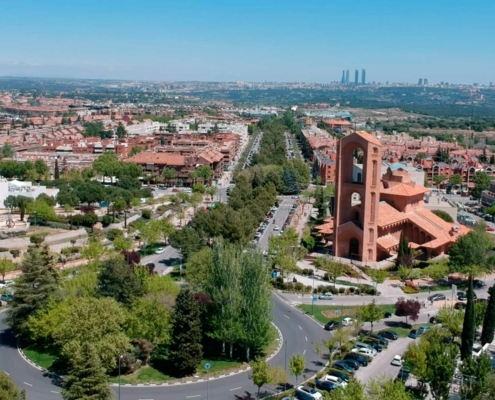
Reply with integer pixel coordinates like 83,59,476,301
126,120,165,137
0,179,59,208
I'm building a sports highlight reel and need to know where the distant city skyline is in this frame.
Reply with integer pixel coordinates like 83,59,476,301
0,0,493,84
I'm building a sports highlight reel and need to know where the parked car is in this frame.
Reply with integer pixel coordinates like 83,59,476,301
364,340,382,353
351,347,376,357
0,293,13,302
273,225,280,231
322,374,347,388
474,280,486,289
155,247,166,254
391,355,404,366
408,330,419,339
332,361,354,373
367,333,389,346
341,317,353,326
417,325,431,335
428,293,446,302
379,330,398,340
314,379,338,392
458,291,477,301
324,321,340,331
326,371,350,383
344,353,369,367
318,293,334,300
341,359,360,370
486,226,494,232
396,367,410,382
454,302,467,310
295,385,323,400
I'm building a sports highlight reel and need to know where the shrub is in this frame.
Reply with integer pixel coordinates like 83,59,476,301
305,285,312,292
401,285,418,294
349,287,355,294
141,209,152,219
354,288,361,295
323,273,329,281
338,287,345,294
101,215,113,227
294,282,304,292
431,209,454,223
106,229,123,241
81,212,98,227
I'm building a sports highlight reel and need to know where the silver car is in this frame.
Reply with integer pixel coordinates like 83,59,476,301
318,293,334,300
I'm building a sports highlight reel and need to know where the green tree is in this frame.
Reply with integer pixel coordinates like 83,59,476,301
196,165,213,183
97,256,144,306
159,287,203,376
431,209,454,222
27,199,56,222
315,257,344,286
0,371,26,400
93,152,121,183
481,284,495,345
358,299,383,332
7,246,58,336
449,230,493,271
0,257,16,282
472,171,491,199
169,227,202,262
474,300,488,329
436,306,464,340
397,231,416,267
61,342,113,400
433,174,447,186
4,195,33,221
81,237,106,265
425,260,449,282
250,358,271,399
1,143,15,159
368,268,387,288
459,353,493,400
116,123,127,139
449,173,463,187
129,146,145,157
282,167,299,194
185,247,213,288
162,167,177,185
461,276,476,360
367,377,409,400
288,353,305,386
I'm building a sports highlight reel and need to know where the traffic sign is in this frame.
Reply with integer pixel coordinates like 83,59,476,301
204,363,211,370
313,296,317,302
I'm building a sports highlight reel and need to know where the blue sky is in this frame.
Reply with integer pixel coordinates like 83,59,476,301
0,0,494,84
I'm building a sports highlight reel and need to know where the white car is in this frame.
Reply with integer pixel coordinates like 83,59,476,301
155,247,166,254
391,355,404,366
341,317,353,326
351,347,376,357
318,293,334,300
273,225,280,231
295,386,322,400
323,374,347,388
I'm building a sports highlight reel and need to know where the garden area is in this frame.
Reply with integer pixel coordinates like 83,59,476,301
298,303,395,325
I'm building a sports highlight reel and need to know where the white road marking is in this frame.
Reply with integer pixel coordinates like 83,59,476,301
186,396,200,399
284,314,290,319
305,336,308,341
2,371,9,376
303,349,307,355
51,391,60,394
23,382,33,387
298,325,302,330
230,387,242,391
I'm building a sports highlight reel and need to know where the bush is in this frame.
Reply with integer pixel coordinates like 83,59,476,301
349,287,355,294
294,282,304,292
354,288,361,295
431,209,454,223
305,285,312,292
141,209,152,219
101,215,113,227
338,287,345,294
402,285,418,294
106,229,123,241
323,273,329,281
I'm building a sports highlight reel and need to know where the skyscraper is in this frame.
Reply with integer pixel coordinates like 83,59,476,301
424,78,428,85
418,78,423,85
345,70,350,84
355,70,359,85
361,69,366,85
341,70,345,84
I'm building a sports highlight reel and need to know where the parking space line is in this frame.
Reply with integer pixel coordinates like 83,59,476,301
230,387,242,391
23,382,33,387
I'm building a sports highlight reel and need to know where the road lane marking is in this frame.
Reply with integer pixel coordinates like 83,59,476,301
305,336,308,341
298,325,302,330
23,382,33,387
303,349,306,355
186,396,200,399
51,391,60,394
230,387,242,391
2,371,9,376
284,315,290,319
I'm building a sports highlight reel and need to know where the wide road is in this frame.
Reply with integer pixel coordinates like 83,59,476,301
0,293,329,400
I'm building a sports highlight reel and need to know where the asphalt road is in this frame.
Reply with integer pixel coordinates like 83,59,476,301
140,246,181,275
257,198,297,251
0,294,329,400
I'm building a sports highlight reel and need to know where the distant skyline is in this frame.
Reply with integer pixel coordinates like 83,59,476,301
1,0,494,84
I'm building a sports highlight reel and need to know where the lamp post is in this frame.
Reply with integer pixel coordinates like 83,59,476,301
118,355,123,400
33,211,37,227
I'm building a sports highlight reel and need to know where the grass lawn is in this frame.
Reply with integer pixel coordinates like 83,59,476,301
419,283,466,292
298,304,395,325
377,322,435,338
23,345,58,369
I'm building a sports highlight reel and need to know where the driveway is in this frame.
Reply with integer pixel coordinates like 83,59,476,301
354,337,411,383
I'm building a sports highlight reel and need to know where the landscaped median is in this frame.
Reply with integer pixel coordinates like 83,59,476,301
21,324,282,385
298,304,395,325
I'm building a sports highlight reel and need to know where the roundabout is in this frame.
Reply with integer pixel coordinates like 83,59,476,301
0,293,329,400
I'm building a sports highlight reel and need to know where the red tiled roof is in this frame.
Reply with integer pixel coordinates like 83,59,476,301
125,152,186,166
377,203,407,227
381,182,430,197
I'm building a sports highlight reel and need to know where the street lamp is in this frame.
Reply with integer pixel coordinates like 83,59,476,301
118,355,123,400
33,211,37,227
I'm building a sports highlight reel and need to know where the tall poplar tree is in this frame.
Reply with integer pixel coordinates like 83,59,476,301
54,159,60,180
481,284,495,345
461,276,476,359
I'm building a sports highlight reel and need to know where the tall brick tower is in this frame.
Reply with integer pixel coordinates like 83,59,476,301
333,131,382,263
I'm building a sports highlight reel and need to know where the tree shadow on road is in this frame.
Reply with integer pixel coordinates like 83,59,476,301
0,325,16,349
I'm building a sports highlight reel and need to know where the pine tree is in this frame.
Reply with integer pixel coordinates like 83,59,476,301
165,287,203,376
54,159,60,179
490,154,495,165
61,342,112,400
461,276,476,359
7,246,58,337
397,231,414,267
0,371,26,399
481,284,495,345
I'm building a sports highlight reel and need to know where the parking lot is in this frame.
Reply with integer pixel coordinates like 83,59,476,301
354,337,411,383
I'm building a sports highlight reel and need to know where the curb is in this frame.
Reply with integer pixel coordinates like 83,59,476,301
17,343,44,372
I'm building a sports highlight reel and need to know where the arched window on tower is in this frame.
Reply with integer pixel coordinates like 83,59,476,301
372,161,377,186
370,192,376,223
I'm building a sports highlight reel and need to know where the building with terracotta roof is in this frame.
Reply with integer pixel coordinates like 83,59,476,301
321,131,469,265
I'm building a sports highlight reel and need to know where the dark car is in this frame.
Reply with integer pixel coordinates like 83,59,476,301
474,280,486,289
327,370,350,383
0,293,13,302
340,359,360,370
380,330,398,340
454,302,467,310
384,311,392,318
325,321,340,331
396,367,410,382
365,340,382,352
332,361,354,373
458,291,477,301
368,333,389,346
315,379,338,392
408,329,419,339
344,353,369,367
428,293,446,302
